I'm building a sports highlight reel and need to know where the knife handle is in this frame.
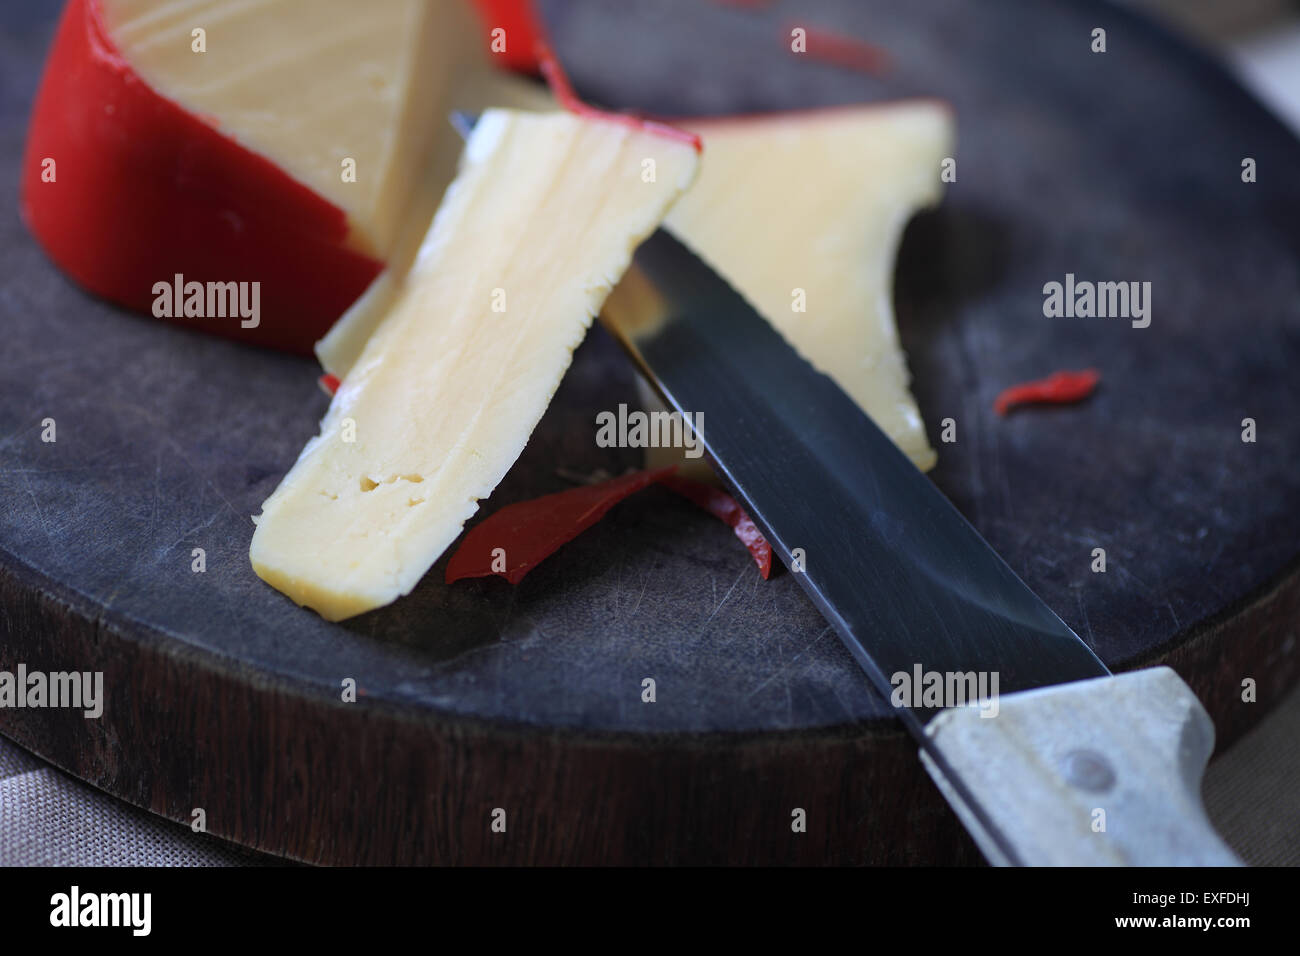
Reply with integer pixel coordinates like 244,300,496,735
918,667,1242,866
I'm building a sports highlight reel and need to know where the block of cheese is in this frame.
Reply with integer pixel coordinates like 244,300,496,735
250,109,699,620
610,102,953,471
20,0,490,352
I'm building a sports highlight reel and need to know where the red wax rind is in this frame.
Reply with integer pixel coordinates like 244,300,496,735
318,373,341,396
446,467,774,586
790,23,891,75
472,0,548,73
20,0,383,354
994,368,1101,416
658,474,772,579
445,468,679,585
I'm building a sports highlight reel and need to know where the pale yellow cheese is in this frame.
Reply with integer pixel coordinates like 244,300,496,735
250,109,699,620
102,0,487,257
316,72,557,378
631,102,954,471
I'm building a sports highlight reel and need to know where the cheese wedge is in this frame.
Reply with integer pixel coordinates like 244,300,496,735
21,0,495,351
102,0,472,258
609,102,953,471
250,109,699,620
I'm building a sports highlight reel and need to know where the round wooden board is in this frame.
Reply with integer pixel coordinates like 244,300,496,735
1,0,1298,864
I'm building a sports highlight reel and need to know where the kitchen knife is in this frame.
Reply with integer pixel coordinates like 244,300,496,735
452,113,1241,866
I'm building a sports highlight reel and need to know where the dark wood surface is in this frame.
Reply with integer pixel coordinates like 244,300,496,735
1,0,1298,864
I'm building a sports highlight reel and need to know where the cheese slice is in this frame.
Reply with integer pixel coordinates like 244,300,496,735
609,102,953,471
250,109,699,620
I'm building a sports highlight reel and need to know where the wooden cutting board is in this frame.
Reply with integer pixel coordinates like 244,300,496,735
2,0,1298,865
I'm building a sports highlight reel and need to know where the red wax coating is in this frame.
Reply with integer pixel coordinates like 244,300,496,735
536,41,703,152
994,368,1101,416
789,23,892,75
472,0,548,74
20,0,383,354
446,467,775,585
318,373,341,396
446,468,678,585
658,475,772,579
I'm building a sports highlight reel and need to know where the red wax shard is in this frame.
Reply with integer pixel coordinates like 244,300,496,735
472,0,548,74
446,468,677,585
789,23,891,75
994,368,1101,416
318,374,341,396
446,467,774,585
657,475,772,579
20,0,383,354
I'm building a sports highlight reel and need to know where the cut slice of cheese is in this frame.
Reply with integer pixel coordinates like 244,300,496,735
21,0,502,352
609,102,954,471
250,109,699,620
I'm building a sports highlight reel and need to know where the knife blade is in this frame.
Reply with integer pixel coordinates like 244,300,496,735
620,229,1111,724
451,112,1240,866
